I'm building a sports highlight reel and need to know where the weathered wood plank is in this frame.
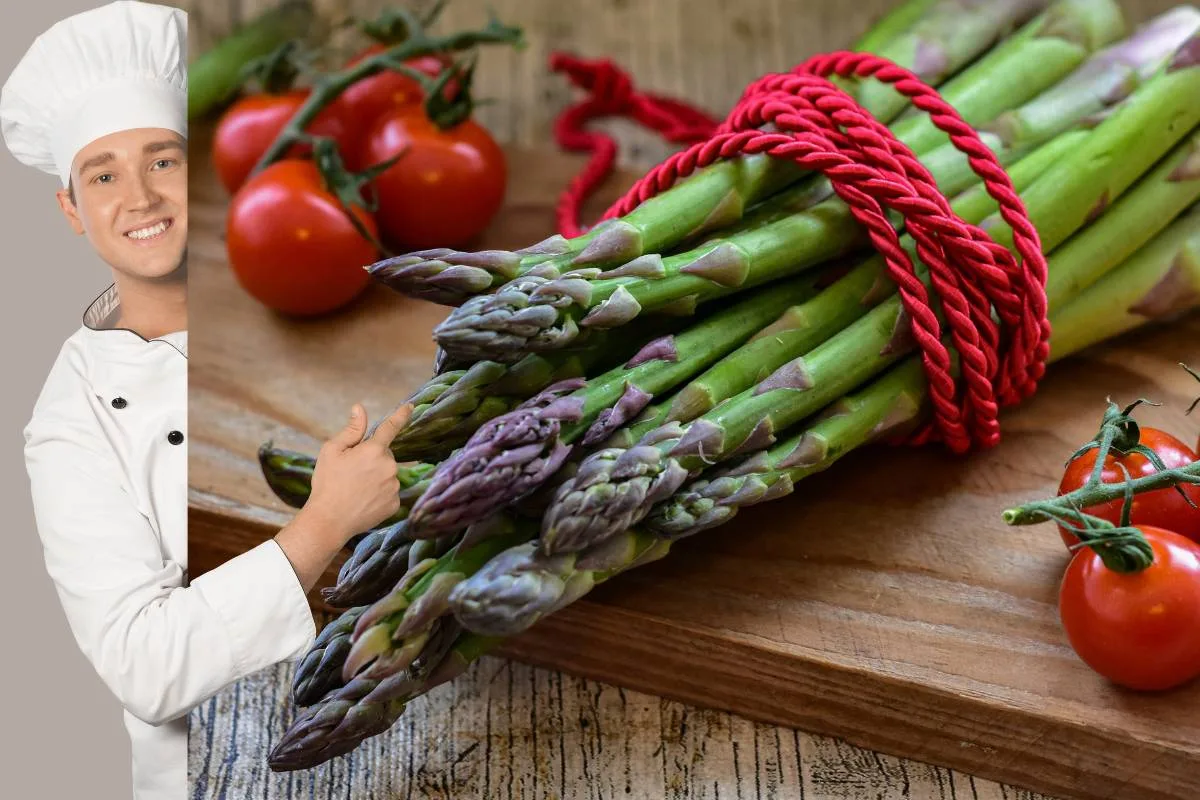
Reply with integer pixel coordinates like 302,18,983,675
189,0,1184,170
189,657,1061,800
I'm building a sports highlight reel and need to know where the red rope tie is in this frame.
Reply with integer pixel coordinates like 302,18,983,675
549,51,1048,453
548,52,720,238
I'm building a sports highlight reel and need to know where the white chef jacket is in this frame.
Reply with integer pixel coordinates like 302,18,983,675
23,284,317,800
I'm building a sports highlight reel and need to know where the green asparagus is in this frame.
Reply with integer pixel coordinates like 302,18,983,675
651,205,1200,536
188,1,319,119
372,0,1121,305
269,207,1200,764
540,48,1200,554
390,314,685,461
404,273,837,537
609,127,1091,446
258,443,434,518
434,11,1191,364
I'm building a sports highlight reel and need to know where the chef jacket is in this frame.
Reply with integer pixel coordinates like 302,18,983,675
23,284,317,800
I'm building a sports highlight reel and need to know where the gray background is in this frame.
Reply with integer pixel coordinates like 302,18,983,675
0,2,182,796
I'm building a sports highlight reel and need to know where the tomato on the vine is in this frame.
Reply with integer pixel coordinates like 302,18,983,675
212,90,354,194
1059,526,1200,692
360,107,506,249
225,160,376,317
336,46,454,168
1057,427,1200,547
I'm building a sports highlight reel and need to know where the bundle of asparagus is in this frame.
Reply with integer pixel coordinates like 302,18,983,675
264,0,1200,772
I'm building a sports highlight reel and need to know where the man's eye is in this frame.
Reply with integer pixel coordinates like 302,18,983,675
95,174,114,184
153,158,176,169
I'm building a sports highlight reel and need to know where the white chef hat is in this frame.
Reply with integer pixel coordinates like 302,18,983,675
0,1,187,187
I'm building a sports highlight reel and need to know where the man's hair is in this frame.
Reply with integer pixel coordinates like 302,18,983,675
67,179,75,206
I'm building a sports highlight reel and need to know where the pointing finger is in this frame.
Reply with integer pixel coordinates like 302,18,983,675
368,403,414,446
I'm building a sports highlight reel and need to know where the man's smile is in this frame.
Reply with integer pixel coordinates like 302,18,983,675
124,218,173,242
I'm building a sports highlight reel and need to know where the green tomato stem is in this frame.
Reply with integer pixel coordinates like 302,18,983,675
1001,461,1200,526
251,17,523,176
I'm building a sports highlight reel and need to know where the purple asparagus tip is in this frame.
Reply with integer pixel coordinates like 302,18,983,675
367,249,523,306
405,380,588,537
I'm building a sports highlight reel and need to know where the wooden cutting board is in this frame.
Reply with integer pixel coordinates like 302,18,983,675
188,126,1200,800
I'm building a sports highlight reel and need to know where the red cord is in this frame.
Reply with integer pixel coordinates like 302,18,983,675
548,52,720,238
548,51,1048,453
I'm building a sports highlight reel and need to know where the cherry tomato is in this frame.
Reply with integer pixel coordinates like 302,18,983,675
360,108,506,249
336,47,454,169
1057,428,1200,547
212,90,354,195
225,160,376,317
1059,526,1200,691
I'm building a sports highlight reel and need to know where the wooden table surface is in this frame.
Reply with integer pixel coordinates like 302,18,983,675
189,658,1056,800
184,1,1189,798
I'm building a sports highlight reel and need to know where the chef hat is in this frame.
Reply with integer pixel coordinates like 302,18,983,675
0,1,187,187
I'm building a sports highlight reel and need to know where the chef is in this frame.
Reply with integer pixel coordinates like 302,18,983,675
2,3,413,799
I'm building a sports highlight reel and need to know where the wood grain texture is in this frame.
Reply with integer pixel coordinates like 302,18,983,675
184,1,1199,798
187,0,1180,172
188,655,1054,799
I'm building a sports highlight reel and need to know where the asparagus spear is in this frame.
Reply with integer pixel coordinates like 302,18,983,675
851,0,944,55
610,128,1091,445
853,0,1049,122
886,0,1123,154
188,1,319,119
433,12,1192,364
404,273,836,537
257,444,433,520
338,515,533,682
652,206,1200,536
1048,202,1200,359
292,527,474,705
390,313,685,461
268,616,465,772
1043,128,1200,310
540,52,1200,554
322,524,459,608
292,605,366,707
371,0,1116,305
918,6,1200,196
624,118,1197,448
985,34,1200,252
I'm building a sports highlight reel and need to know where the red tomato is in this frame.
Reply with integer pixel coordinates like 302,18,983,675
336,47,453,168
212,90,353,195
1059,526,1200,691
225,160,376,317
361,108,506,249
1057,428,1200,547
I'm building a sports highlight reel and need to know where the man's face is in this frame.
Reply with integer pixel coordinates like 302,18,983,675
56,127,187,282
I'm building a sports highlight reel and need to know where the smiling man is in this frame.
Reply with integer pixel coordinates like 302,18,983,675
2,5,429,798
61,131,189,337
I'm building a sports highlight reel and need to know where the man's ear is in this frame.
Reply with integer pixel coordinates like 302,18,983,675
56,182,85,235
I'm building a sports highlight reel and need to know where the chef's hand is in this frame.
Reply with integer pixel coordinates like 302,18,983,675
274,403,413,592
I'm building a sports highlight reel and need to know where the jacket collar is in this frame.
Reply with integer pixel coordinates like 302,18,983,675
82,283,188,359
